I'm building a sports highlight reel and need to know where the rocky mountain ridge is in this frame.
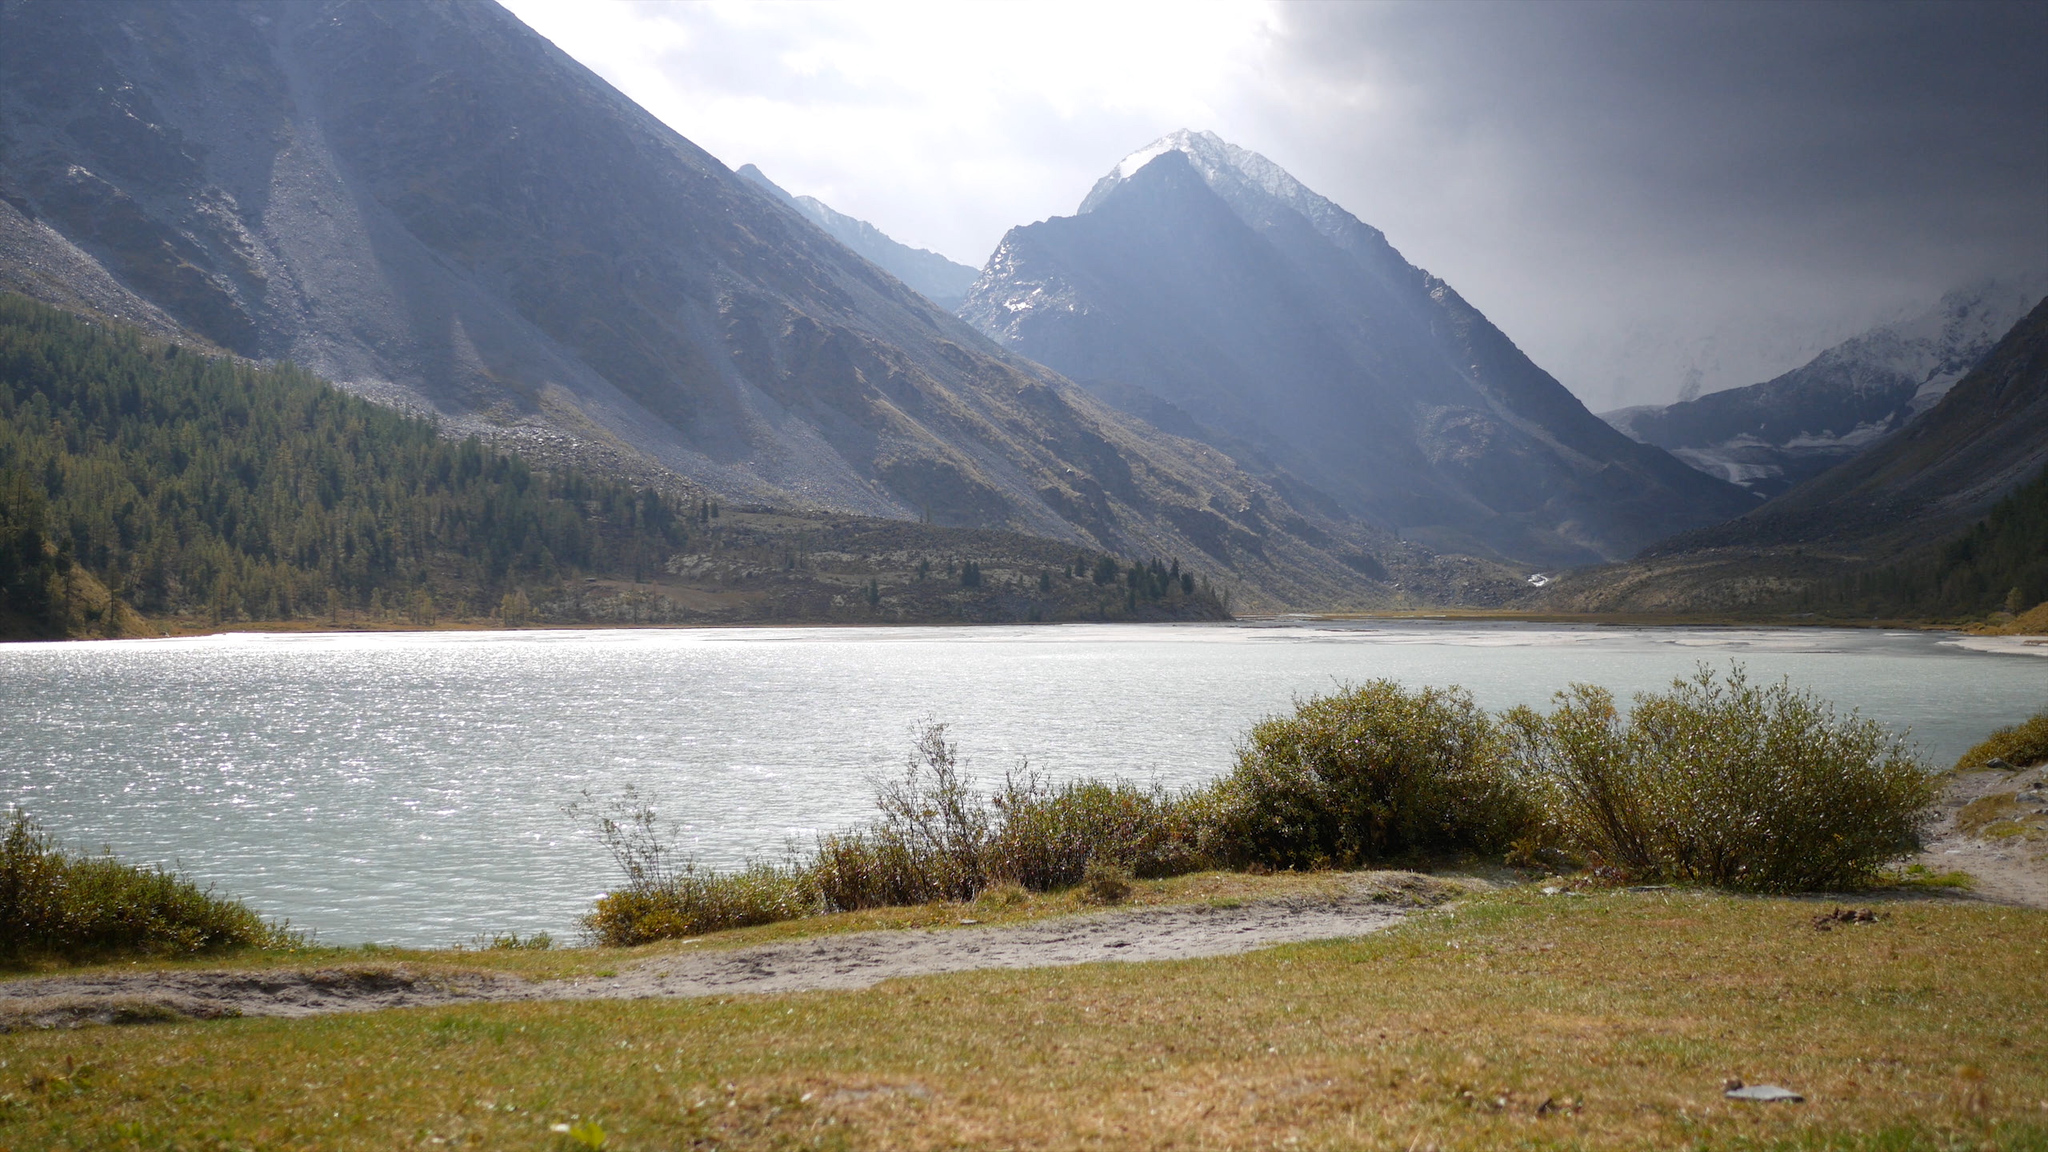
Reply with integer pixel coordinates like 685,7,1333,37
961,130,1754,568
736,164,980,311
1537,295,2048,614
0,0,1525,611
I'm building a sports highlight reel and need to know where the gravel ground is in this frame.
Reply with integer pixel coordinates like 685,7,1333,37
1914,762,2048,910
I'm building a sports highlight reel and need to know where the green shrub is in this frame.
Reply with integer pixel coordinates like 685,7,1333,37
463,930,554,950
583,861,817,947
1507,666,1938,892
569,787,819,947
988,775,1205,890
1204,681,1534,869
0,810,290,964
1951,708,2048,771
813,723,990,910
583,724,1225,942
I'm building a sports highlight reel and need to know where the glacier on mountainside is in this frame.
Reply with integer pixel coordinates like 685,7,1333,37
1600,274,2048,499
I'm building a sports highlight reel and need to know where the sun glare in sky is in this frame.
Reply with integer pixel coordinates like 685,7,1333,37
501,0,1281,262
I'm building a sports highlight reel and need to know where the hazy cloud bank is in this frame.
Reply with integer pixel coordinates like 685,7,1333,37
500,0,2046,408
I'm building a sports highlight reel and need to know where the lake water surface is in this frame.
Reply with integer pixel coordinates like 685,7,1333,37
4,621,2043,946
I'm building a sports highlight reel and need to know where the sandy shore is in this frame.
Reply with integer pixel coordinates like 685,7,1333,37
0,877,1443,1030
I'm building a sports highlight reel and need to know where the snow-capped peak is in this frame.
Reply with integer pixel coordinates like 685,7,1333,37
1112,135,1186,180
1081,129,1391,258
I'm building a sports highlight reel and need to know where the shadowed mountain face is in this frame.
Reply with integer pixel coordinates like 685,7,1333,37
0,1,1510,609
1656,295,2048,559
1530,297,2048,616
1602,278,2047,499
960,130,1753,567
737,165,979,311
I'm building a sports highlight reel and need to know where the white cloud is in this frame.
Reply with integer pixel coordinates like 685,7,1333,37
501,0,1280,265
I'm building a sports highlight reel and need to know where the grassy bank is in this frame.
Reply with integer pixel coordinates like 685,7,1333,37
581,669,1937,947
2,884,2041,1150
0,869,1411,984
0,811,297,969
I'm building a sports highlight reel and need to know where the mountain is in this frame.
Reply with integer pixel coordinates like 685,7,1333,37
1682,294,2048,555
960,130,1754,568
0,291,691,635
1601,277,2047,499
1536,295,2048,615
0,291,1234,637
1833,461,2048,620
0,1,1506,611
736,165,980,311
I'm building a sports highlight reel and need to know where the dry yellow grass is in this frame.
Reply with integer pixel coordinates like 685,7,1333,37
2,884,2043,1150
1971,601,2048,636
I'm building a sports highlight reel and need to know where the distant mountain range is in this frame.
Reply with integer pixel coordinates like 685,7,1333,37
736,165,980,311
1601,277,2047,499
1665,294,2048,558
1538,294,2048,615
960,130,1753,567
0,0,1525,611
8,3,2028,617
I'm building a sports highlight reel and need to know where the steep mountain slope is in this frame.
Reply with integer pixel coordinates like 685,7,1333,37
1686,294,2048,554
1833,461,2048,619
961,130,1753,567
0,291,691,633
1602,278,2046,498
737,165,979,310
0,291,1234,636
1536,296,2048,614
0,1,1498,610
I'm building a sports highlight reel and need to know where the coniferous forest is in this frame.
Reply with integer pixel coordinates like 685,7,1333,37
0,293,688,637
0,294,1227,638
1827,463,2048,619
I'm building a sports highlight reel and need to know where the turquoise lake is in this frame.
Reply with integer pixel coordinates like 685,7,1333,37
4,621,2043,946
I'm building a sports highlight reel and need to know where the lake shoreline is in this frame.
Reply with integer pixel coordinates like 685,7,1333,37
8,609,2027,648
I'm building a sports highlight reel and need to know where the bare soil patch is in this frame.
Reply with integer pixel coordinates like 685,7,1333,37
1915,762,2048,909
0,875,1450,1030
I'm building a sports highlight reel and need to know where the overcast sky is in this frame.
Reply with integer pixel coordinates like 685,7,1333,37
499,0,2047,410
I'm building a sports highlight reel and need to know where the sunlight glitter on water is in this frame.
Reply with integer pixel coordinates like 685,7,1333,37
4,621,2042,945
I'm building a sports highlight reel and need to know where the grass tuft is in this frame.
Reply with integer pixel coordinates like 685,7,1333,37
1,810,297,966
1077,862,1134,905
1951,706,2048,772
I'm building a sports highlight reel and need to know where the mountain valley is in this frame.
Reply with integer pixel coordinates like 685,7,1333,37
1,3,2039,627
1602,276,2046,499
960,130,1757,568
0,0,1525,614
1541,295,2048,617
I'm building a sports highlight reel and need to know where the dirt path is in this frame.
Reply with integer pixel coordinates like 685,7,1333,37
1,886,1425,1031
1914,763,2048,910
